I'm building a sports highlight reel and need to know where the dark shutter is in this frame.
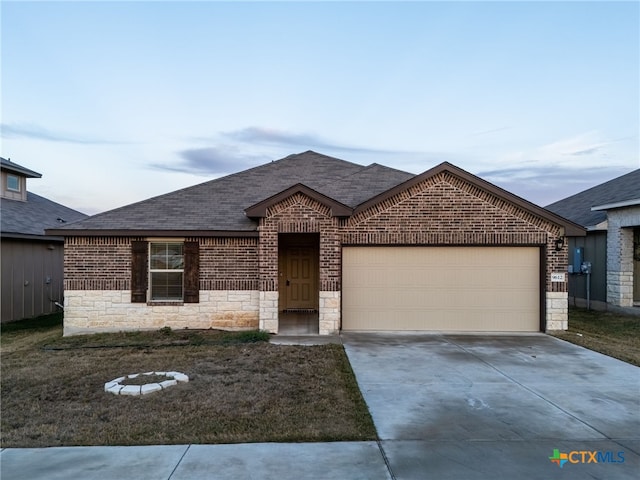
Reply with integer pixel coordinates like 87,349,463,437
183,241,199,303
131,241,148,303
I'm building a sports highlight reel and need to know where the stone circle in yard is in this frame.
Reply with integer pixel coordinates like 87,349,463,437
104,371,189,396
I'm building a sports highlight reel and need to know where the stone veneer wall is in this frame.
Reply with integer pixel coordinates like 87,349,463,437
64,290,259,336
605,207,640,307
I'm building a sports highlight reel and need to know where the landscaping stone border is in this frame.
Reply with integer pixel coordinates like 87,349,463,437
104,371,189,396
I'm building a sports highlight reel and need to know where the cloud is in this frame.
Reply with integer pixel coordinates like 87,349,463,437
1,122,128,145
151,145,268,175
160,126,429,176
221,126,415,156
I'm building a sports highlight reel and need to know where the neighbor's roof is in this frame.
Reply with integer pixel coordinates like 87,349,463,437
0,157,42,178
1,192,88,240
545,169,640,228
47,150,584,237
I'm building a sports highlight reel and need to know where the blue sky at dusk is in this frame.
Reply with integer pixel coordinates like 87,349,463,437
2,1,638,215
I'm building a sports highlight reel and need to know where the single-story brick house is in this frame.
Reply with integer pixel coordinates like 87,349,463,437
47,151,584,336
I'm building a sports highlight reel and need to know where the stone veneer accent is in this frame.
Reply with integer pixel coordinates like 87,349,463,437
63,290,259,336
605,207,640,307
319,291,340,335
259,291,279,333
546,292,568,330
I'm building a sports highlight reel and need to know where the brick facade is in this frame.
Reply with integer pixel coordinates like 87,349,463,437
63,170,570,335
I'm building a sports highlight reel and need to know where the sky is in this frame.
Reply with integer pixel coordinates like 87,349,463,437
1,0,639,216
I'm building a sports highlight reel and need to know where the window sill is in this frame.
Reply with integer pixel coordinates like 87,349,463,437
147,301,184,306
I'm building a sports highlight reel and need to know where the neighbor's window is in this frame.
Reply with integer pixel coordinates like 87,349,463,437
7,175,20,192
149,242,184,301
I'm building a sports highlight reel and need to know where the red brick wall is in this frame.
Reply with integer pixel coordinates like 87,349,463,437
199,238,258,290
65,236,259,291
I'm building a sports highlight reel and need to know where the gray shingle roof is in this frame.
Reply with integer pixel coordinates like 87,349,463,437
51,151,415,233
545,169,640,228
0,157,42,178
1,192,88,239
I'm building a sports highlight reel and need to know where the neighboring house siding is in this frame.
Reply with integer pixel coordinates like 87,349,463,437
567,232,607,308
1,238,64,322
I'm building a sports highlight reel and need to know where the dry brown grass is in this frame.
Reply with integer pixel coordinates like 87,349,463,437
1,317,376,447
552,308,640,366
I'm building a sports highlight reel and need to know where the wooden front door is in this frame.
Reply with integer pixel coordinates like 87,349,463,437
281,246,318,311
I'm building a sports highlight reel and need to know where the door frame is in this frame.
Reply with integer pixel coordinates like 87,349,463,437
278,233,320,312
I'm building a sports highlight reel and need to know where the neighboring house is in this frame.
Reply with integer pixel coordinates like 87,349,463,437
47,151,584,336
1,157,87,322
546,169,640,311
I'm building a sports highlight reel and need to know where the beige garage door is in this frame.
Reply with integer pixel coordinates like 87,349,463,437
342,247,540,332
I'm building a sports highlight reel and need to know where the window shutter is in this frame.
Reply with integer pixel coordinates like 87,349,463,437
131,241,148,303
184,241,199,303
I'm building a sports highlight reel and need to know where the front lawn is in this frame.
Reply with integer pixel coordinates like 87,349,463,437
0,317,376,447
552,307,640,367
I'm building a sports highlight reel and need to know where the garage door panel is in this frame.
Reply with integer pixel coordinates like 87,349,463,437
342,247,540,332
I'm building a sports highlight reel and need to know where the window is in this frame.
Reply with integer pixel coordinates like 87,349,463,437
7,175,20,192
149,242,184,301
131,240,199,304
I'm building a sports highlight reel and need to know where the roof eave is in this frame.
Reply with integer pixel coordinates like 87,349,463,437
44,229,259,238
591,198,640,211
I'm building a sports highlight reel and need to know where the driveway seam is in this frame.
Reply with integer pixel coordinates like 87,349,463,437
443,336,612,440
376,439,397,480
167,444,191,480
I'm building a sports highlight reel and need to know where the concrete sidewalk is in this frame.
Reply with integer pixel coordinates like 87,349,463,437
1,442,392,480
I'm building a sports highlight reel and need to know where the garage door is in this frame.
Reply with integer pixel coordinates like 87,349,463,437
342,247,540,332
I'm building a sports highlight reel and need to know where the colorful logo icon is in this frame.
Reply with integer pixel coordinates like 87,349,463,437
549,449,569,468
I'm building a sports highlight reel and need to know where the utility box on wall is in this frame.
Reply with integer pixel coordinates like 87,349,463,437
571,247,584,274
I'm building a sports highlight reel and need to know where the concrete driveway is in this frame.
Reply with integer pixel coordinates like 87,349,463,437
342,332,640,480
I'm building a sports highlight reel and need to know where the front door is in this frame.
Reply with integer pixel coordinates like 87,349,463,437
282,246,318,310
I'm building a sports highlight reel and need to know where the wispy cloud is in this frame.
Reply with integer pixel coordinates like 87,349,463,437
221,126,415,156
151,145,268,175
158,126,427,176
1,123,129,145
475,131,638,205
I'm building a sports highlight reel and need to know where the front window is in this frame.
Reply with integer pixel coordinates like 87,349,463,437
149,242,184,301
7,175,20,192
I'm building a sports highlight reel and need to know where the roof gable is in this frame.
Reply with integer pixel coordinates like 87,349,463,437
245,184,353,218
354,162,586,236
